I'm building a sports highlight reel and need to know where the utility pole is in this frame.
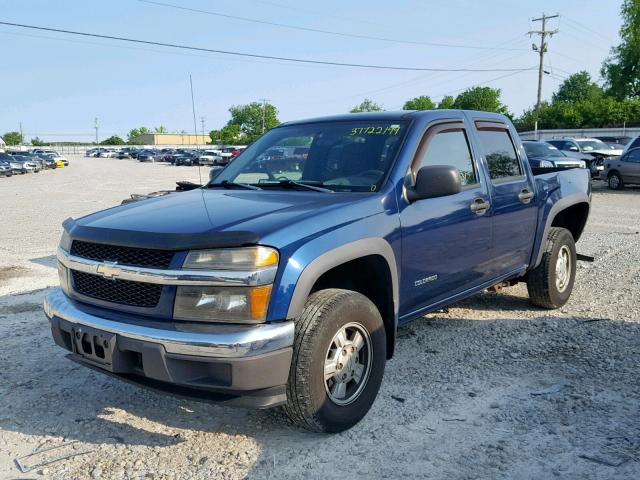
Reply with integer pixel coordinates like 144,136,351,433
19,122,23,144
259,98,269,133
94,117,99,143
529,13,559,111
200,116,206,139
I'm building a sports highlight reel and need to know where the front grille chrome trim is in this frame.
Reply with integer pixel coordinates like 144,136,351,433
58,248,277,287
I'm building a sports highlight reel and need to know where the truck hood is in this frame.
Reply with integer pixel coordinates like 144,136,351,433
67,188,370,250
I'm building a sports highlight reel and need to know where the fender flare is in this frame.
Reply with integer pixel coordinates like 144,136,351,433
534,193,590,267
286,238,399,321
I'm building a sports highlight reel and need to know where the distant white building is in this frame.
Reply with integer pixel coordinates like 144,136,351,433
0,137,6,150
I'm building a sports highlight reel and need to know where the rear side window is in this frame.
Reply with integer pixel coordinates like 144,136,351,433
626,148,640,162
416,130,477,186
477,129,523,180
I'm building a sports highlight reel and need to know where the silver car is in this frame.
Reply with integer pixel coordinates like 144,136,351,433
601,147,640,189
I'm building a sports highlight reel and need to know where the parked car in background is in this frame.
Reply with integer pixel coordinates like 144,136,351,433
18,151,54,170
0,161,12,177
9,155,37,173
137,150,158,162
99,149,119,158
0,153,25,174
35,149,69,167
522,141,586,169
195,150,221,166
547,138,619,178
601,147,640,190
117,148,139,159
594,136,632,147
219,146,245,164
174,152,198,166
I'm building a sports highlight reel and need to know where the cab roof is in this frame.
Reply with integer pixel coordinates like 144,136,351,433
278,109,510,127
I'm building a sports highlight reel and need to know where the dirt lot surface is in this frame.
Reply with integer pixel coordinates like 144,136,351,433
0,156,639,479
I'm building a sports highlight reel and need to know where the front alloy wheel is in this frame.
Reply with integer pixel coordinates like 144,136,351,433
285,289,386,433
324,322,372,406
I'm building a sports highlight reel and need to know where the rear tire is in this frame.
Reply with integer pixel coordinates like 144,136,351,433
527,227,576,309
608,172,623,190
284,289,386,433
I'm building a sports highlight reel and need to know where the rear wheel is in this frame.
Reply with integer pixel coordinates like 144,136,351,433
527,227,576,309
284,289,386,433
608,172,623,190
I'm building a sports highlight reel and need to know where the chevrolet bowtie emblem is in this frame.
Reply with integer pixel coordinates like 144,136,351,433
96,262,120,279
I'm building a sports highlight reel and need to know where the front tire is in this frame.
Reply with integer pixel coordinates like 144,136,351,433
284,289,386,433
608,172,623,190
527,227,576,309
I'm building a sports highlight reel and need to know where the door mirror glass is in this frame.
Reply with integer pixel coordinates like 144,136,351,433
407,165,461,202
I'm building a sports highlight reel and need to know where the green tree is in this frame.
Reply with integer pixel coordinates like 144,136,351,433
2,131,23,146
350,98,384,113
438,96,455,109
30,136,48,146
127,127,150,143
403,95,435,110
227,102,279,142
553,71,604,103
154,126,168,133
452,86,509,114
209,124,243,145
602,0,640,99
100,135,126,145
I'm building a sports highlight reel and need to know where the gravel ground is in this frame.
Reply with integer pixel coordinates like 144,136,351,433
0,156,638,479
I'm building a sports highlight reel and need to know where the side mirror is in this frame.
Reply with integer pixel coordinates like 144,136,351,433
569,146,579,152
406,165,461,202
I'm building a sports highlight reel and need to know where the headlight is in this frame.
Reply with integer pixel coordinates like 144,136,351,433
173,285,272,323
183,246,278,270
579,160,586,168
177,247,279,322
59,230,72,252
540,160,554,168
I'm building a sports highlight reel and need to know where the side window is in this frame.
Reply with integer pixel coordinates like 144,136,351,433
476,129,523,181
416,129,478,186
626,149,640,162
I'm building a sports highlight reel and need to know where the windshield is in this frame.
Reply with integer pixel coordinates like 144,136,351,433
523,142,565,158
213,121,408,192
576,139,608,151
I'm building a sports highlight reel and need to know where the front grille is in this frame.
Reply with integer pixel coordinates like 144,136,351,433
72,270,163,308
70,241,174,269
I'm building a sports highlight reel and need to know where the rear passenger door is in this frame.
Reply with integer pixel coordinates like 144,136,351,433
620,148,640,183
472,120,538,275
399,120,494,318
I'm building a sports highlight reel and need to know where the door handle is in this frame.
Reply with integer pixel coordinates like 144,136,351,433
470,198,490,215
518,188,534,204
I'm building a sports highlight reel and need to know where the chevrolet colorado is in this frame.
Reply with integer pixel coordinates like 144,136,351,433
44,110,591,432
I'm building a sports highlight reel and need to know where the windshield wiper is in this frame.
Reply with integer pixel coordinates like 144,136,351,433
208,180,262,190
269,179,334,193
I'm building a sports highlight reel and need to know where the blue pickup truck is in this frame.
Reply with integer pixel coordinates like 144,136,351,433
45,110,591,432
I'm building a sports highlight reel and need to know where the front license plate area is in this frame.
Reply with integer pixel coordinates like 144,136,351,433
72,326,117,367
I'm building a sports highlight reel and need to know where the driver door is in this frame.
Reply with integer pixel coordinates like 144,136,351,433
398,121,494,319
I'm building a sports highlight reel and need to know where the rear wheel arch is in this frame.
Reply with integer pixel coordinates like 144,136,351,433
550,202,590,242
286,239,398,359
534,196,589,268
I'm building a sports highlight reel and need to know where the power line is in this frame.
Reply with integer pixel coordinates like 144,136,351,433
562,16,616,44
136,0,528,52
528,13,559,111
0,20,537,72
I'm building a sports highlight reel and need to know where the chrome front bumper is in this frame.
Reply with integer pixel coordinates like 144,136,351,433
44,288,294,358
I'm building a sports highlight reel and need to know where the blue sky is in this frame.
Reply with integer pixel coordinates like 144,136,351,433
0,0,623,142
